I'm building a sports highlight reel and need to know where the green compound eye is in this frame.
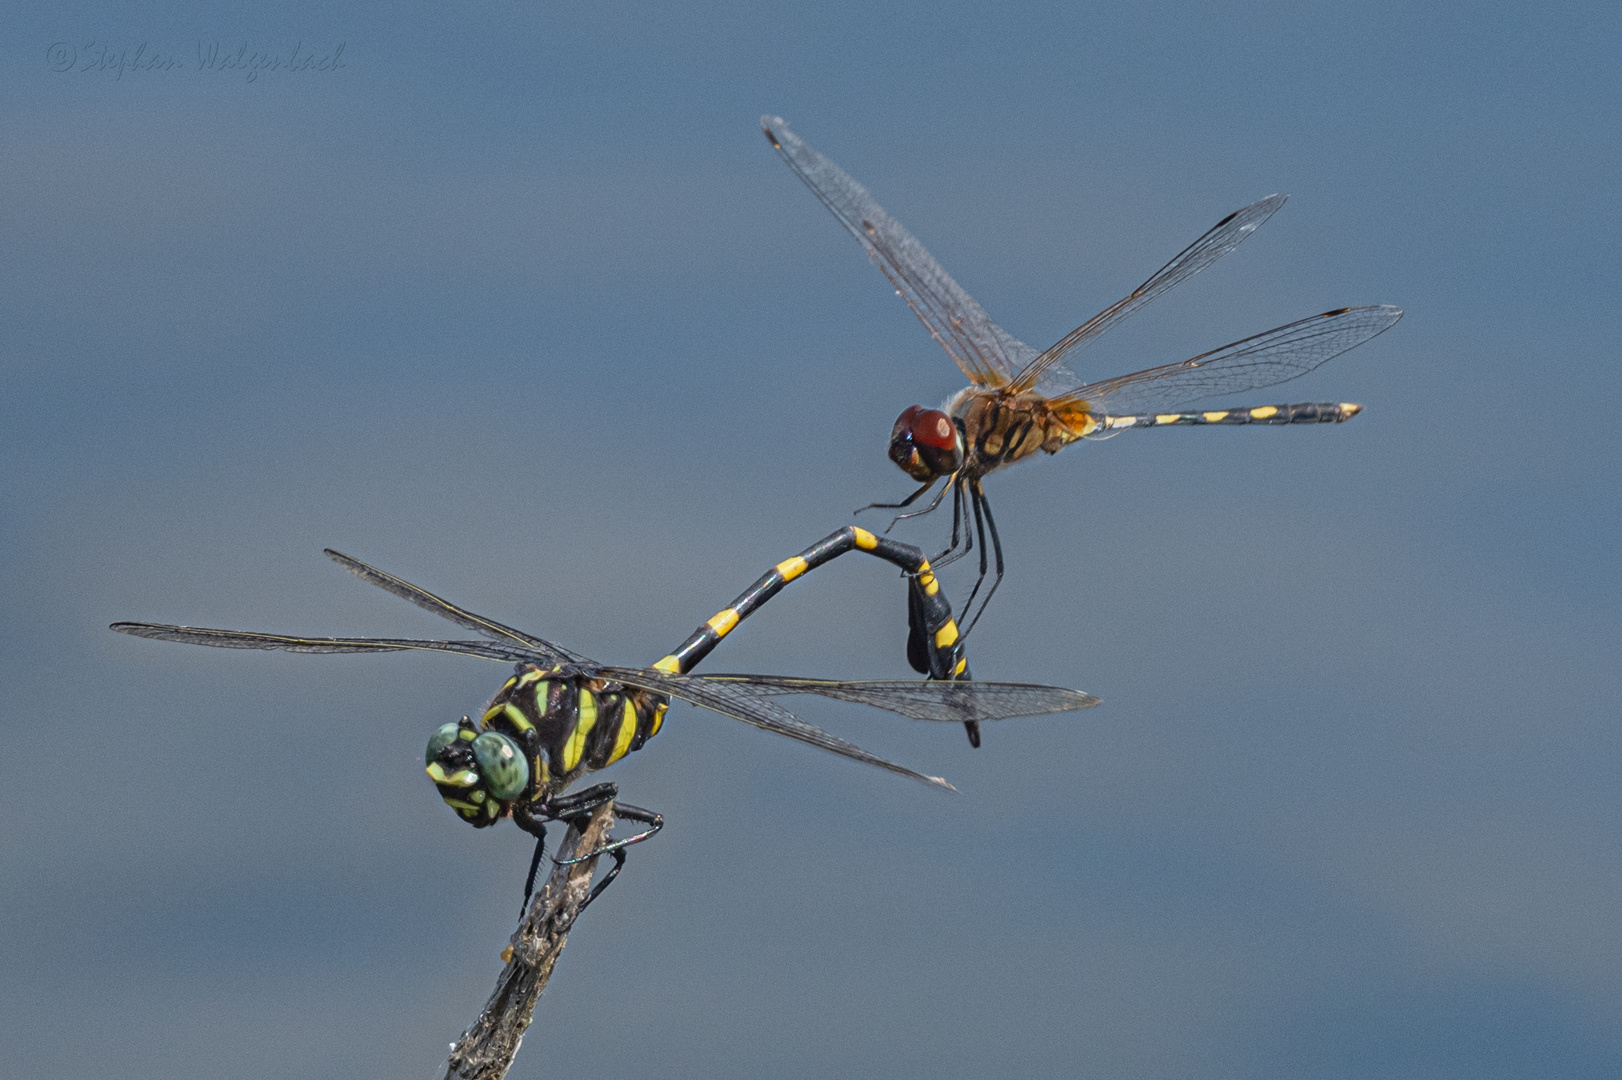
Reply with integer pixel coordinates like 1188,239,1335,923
425,721,462,766
472,731,529,801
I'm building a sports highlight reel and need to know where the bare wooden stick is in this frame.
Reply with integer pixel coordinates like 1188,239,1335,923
442,802,617,1080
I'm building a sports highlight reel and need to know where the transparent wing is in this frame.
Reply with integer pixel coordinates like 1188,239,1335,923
324,549,586,666
110,621,550,663
600,665,954,790
1054,305,1402,418
116,618,951,788
763,115,1035,389
1009,194,1289,396
694,675,1100,723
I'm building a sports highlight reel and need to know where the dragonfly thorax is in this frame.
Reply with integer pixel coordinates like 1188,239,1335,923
424,664,670,828
888,405,964,481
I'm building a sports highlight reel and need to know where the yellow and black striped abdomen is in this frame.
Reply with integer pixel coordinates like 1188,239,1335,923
1101,402,1362,431
651,525,969,683
481,666,668,800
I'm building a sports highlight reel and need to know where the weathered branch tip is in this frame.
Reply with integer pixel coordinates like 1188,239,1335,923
442,802,618,1080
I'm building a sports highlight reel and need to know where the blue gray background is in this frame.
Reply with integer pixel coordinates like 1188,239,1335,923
3,3,1619,1078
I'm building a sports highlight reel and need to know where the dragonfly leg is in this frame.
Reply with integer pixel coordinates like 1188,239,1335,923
577,850,626,913
542,781,619,819
512,800,562,912
855,477,938,515
931,476,974,569
882,478,951,533
515,786,664,911
956,482,993,623
961,482,1005,638
519,832,547,916
556,801,664,864
564,803,664,911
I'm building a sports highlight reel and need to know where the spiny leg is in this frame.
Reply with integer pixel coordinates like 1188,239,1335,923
577,851,625,914
956,481,994,622
512,801,561,911
512,783,619,908
520,831,547,916
564,803,665,913
854,477,938,515
882,478,951,534
960,482,1006,638
518,784,664,912
543,782,619,819
931,475,975,570
557,802,664,865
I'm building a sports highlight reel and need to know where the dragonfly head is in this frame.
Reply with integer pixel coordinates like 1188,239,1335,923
424,716,530,828
888,405,963,481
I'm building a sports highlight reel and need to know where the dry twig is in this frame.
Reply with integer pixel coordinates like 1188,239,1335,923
442,802,617,1080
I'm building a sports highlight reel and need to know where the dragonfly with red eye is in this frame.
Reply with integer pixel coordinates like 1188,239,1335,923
762,116,1403,635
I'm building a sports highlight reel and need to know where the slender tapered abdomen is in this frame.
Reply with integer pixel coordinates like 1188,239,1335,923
1099,402,1362,431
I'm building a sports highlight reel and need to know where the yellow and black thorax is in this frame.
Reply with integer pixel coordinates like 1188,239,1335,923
427,665,668,826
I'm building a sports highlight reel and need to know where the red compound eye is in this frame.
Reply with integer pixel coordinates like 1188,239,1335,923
888,405,963,480
890,405,926,442
910,409,957,450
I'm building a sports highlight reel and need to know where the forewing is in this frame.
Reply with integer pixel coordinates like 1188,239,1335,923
762,115,1033,389
324,549,585,666
110,621,545,663
1055,305,1403,418
601,665,953,790
695,675,1101,722
1010,194,1289,395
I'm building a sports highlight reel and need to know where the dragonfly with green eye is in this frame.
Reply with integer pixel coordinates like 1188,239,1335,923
113,527,1099,911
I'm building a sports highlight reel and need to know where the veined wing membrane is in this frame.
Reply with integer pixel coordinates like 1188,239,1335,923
601,665,954,790
694,674,1101,723
114,627,954,787
1010,194,1289,396
110,622,545,663
762,115,1032,389
1057,305,1403,418
324,549,584,666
